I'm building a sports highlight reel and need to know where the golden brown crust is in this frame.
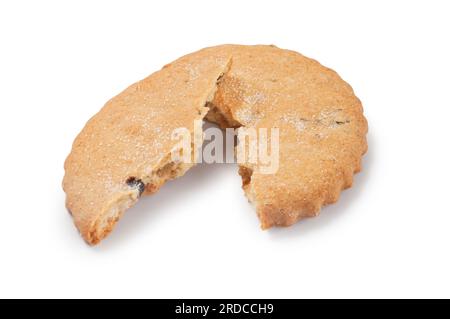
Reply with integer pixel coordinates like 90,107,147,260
63,48,231,245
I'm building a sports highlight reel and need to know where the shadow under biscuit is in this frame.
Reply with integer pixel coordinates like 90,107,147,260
93,162,236,250
90,129,373,249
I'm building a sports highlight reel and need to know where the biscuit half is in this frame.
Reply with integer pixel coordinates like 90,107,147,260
63,49,231,245
204,45,368,229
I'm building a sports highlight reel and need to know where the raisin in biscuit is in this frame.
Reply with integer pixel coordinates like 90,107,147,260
203,45,368,229
63,49,231,245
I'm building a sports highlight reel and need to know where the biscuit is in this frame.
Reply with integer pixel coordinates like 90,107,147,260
204,45,368,228
63,44,368,244
63,49,231,244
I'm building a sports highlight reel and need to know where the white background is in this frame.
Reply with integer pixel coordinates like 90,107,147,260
1,0,449,299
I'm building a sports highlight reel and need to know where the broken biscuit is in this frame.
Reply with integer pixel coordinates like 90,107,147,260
63,44,368,244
